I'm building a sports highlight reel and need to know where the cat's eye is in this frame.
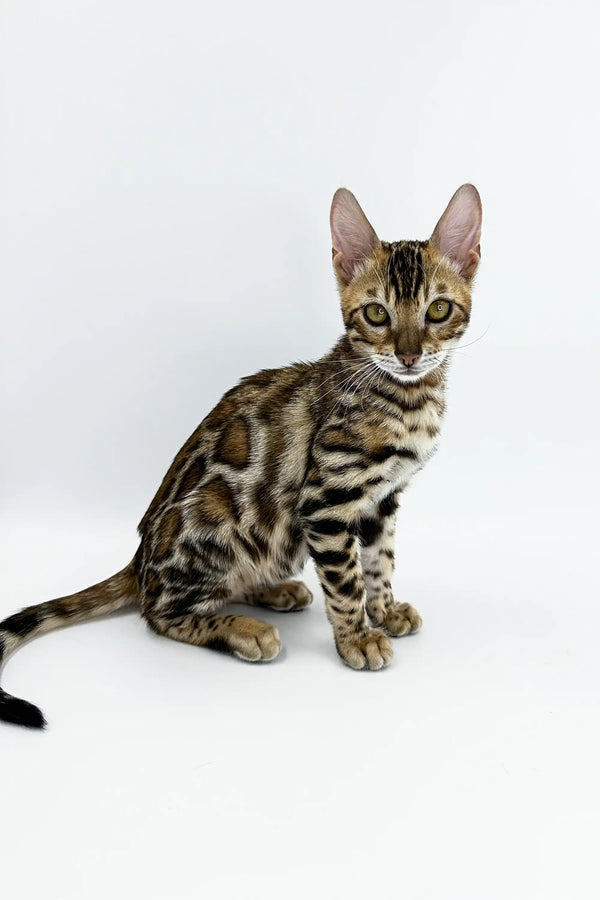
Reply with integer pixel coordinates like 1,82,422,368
364,303,389,325
426,299,452,322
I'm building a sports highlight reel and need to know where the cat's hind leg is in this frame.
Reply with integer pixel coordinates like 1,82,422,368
147,611,282,661
241,581,313,612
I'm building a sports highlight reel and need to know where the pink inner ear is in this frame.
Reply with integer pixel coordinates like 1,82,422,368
330,188,379,285
431,184,482,279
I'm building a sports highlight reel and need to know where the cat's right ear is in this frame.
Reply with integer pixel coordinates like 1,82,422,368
330,189,380,286
430,184,482,280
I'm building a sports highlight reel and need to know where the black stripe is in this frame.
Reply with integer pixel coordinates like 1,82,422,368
162,566,208,592
379,491,399,518
328,602,346,615
174,455,206,501
326,461,370,473
249,528,270,556
396,447,418,460
164,596,196,617
323,486,363,506
289,521,304,545
388,242,427,300
197,539,236,570
299,497,325,518
371,383,428,412
337,578,359,597
366,445,420,464
398,245,412,298
1,607,41,637
302,485,364,518
183,536,234,564
415,246,424,296
166,583,228,614
237,533,262,561
371,383,404,408
311,548,349,567
309,518,347,536
323,569,342,584
368,445,397,462
387,246,402,301
357,516,384,547
144,571,164,600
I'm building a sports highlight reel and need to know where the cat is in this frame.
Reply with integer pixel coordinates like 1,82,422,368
0,184,482,728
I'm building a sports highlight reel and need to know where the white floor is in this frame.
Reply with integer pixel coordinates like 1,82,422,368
1,511,598,900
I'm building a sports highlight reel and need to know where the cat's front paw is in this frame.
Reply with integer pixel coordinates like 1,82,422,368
336,628,393,671
368,599,422,636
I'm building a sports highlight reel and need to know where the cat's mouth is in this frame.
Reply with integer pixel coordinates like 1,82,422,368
372,354,444,383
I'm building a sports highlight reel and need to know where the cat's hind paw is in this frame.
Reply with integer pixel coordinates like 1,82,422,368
227,618,282,662
246,581,313,612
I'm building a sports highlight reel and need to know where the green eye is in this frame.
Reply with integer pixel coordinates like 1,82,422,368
364,303,389,325
426,299,452,322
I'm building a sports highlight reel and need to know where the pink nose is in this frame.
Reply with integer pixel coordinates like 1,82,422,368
397,353,421,368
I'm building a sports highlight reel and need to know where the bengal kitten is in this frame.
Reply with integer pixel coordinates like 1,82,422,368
0,184,482,728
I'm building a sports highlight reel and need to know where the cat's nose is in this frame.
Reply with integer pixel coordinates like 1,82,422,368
396,352,422,368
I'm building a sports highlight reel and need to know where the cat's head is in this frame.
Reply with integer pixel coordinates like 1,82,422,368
330,184,482,382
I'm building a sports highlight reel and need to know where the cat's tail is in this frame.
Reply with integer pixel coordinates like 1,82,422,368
0,564,139,729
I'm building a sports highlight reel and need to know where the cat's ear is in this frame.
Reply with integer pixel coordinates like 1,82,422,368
330,188,380,286
430,184,482,280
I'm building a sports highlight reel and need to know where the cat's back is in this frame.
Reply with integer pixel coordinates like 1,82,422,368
138,360,316,536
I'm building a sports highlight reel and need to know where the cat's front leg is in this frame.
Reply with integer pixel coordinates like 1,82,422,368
304,519,393,670
359,490,422,637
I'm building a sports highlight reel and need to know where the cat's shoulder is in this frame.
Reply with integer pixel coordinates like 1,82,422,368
239,360,313,391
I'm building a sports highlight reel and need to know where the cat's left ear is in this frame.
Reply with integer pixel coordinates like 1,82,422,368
430,184,482,280
330,188,380,286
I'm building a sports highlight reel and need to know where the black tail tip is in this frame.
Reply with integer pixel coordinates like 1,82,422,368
0,689,47,729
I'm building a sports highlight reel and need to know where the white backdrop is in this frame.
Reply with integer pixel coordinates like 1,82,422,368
1,2,599,898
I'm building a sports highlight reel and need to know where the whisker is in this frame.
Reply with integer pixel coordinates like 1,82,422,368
339,362,378,422
445,324,491,352
360,364,382,410
328,361,376,420
310,360,373,407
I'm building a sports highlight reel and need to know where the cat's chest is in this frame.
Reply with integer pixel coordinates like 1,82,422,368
370,399,444,490
381,433,437,486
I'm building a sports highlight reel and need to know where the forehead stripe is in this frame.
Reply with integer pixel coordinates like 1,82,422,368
386,242,425,301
